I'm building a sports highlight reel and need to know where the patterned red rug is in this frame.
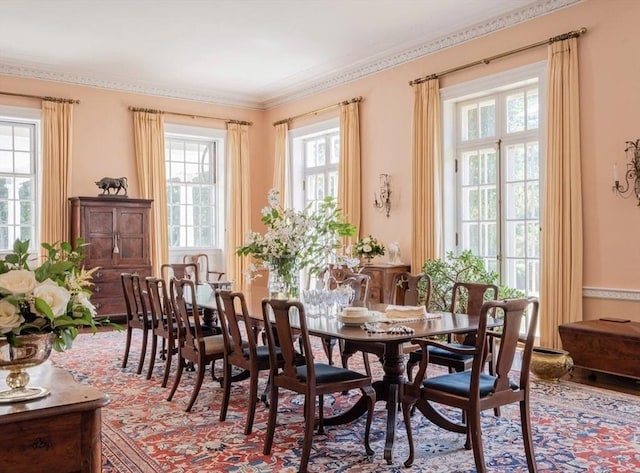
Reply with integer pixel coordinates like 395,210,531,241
50,331,640,472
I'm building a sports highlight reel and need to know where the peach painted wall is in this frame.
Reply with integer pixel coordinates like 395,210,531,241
1,0,639,321
263,0,640,322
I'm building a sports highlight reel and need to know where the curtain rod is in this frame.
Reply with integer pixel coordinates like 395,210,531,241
273,96,362,126
0,90,79,104
410,27,587,86
128,106,252,126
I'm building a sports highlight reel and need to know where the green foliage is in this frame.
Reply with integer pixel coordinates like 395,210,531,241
421,250,524,312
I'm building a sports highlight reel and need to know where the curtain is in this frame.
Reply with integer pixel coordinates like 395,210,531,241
226,122,251,292
540,37,583,349
41,101,73,246
338,101,361,247
411,78,442,272
272,122,289,205
132,111,168,278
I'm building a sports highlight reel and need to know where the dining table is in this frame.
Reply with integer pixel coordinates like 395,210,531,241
194,284,501,464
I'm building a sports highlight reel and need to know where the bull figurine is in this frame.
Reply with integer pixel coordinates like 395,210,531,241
95,176,128,196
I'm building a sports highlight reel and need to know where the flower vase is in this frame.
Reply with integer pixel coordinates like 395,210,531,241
268,269,300,300
0,333,54,403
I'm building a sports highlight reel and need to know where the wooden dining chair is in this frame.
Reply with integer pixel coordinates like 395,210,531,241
120,273,152,375
406,281,498,382
215,289,274,435
321,269,371,367
261,298,376,473
167,278,225,412
183,253,225,283
392,272,432,307
161,262,200,285
401,298,540,471
145,276,177,387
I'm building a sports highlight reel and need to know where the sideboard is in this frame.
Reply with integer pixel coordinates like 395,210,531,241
0,363,108,473
361,263,411,304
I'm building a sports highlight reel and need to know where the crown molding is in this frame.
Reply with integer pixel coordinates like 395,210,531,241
0,0,582,110
262,0,582,108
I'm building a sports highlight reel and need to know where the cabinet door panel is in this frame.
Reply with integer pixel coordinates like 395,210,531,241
115,208,149,266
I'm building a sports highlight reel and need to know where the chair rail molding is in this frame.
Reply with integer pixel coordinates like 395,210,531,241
582,287,640,301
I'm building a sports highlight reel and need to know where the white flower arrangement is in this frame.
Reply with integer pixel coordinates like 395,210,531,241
237,189,356,292
0,239,112,351
353,235,385,261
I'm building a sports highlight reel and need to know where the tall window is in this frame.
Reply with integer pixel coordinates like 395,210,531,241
444,64,544,299
0,111,39,252
290,119,339,211
164,125,225,250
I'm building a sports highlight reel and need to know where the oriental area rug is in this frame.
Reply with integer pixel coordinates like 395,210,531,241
49,331,640,472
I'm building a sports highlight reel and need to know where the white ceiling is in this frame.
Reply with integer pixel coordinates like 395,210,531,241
0,0,580,109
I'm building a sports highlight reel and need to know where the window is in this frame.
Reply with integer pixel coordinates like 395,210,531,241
290,118,340,211
0,108,40,252
164,125,225,251
443,63,545,299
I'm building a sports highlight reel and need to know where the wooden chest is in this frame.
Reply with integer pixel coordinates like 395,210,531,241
559,319,640,380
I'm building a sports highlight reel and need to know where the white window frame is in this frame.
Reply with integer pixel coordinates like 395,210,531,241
0,105,41,254
164,123,226,268
289,118,339,211
441,61,547,298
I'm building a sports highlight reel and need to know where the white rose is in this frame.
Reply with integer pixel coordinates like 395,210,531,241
30,279,71,318
0,299,23,334
0,269,37,295
74,292,97,318
362,237,371,244
363,244,372,253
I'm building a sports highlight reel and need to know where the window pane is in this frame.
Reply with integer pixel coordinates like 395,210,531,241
527,89,539,130
526,141,539,179
0,124,12,149
506,144,525,181
316,139,326,166
479,100,495,138
0,151,12,172
305,140,316,167
461,104,479,141
506,92,525,133
330,136,339,163
505,182,525,219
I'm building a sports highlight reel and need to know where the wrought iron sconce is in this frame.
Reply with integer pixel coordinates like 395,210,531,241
613,139,640,205
373,173,391,218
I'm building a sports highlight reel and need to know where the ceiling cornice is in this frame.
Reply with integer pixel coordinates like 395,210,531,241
0,0,582,110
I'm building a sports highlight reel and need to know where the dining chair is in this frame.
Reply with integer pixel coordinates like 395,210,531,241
161,262,200,285
120,273,152,375
145,276,177,387
183,253,225,283
406,281,498,382
261,298,376,473
215,289,274,435
401,297,540,471
392,272,432,307
320,269,371,366
167,278,225,412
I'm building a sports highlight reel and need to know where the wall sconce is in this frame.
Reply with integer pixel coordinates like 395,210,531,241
613,139,640,205
373,173,391,218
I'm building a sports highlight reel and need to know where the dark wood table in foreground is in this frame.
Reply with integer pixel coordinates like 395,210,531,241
196,286,499,464
0,363,109,473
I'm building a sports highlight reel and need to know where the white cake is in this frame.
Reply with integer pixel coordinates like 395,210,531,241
342,306,368,317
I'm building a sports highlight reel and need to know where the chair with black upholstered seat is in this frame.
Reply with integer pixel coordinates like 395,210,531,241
392,272,432,307
120,273,152,375
261,298,376,473
167,278,225,412
406,281,498,382
215,289,273,435
161,262,200,285
401,297,539,471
